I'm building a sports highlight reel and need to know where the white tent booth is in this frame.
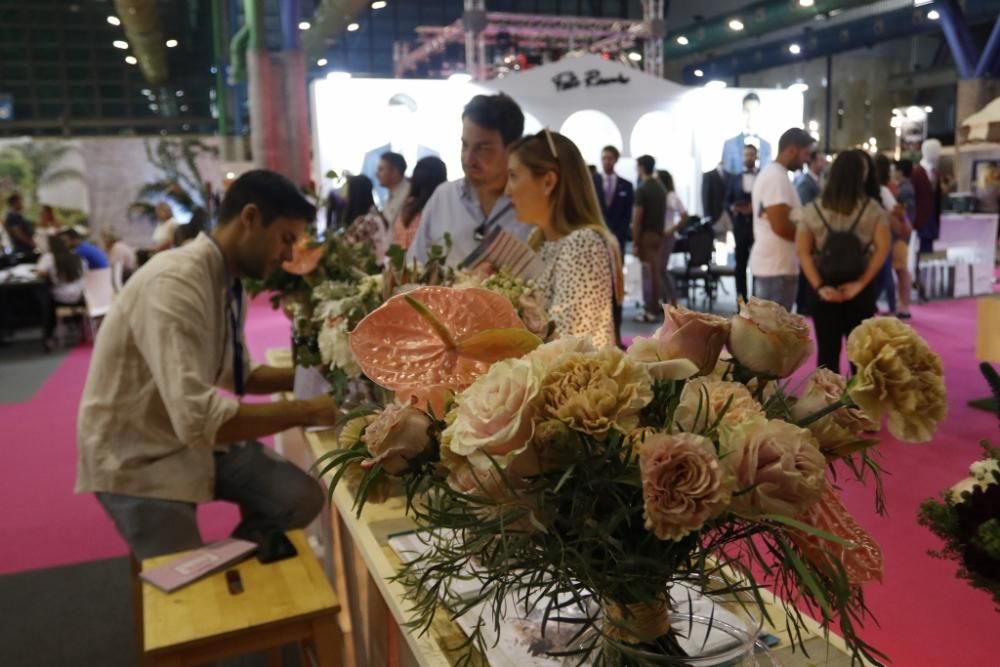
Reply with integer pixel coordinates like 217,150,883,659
310,54,803,218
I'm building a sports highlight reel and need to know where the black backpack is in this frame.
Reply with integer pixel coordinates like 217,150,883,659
813,200,870,286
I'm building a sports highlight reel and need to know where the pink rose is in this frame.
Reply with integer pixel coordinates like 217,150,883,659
518,292,550,338
791,368,878,458
361,402,435,476
721,417,826,516
657,305,732,375
638,433,732,541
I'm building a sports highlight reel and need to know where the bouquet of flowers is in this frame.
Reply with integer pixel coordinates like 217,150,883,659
919,364,1000,610
319,292,947,665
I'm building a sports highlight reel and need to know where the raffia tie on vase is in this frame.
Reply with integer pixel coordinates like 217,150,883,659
603,597,671,645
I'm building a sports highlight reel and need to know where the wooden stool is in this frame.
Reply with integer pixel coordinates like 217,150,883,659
135,531,342,667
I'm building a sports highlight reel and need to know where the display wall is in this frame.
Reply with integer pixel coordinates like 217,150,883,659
310,54,803,216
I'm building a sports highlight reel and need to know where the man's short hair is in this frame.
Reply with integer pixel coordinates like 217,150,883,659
602,145,620,159
6,193,21,206
462,93,525,146
218,170,317,226
636,154,656,175
895,158,913,178
778,127,816,153
742,92,761,106
743,143,759,153
380,151,407,176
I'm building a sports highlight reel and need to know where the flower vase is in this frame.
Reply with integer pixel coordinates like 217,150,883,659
598,587,780,666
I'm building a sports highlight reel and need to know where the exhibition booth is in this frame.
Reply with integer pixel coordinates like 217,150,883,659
310,54,804,216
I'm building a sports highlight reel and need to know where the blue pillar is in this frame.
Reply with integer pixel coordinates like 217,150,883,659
936,0,979,79
975,16,1000,78
280,0,301,51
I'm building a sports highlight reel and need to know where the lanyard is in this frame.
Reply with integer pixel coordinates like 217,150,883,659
472,201,514,241
228,279,245,397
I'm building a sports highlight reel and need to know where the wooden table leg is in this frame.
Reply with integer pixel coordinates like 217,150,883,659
311,613,343,667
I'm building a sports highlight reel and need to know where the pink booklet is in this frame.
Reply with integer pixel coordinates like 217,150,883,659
140,538,258,593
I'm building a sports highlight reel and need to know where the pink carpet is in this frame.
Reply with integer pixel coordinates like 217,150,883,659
1,294,997,664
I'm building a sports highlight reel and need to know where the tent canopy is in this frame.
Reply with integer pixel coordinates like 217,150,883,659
960,96,1000,143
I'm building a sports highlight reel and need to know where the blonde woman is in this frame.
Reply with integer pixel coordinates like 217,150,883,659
505,130,623,348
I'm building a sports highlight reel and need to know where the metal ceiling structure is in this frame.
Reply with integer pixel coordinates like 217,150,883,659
395,12,649,78
113,0,170,85
683,0,1000,82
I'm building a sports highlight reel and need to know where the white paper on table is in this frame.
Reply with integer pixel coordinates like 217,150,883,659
294,366,332,402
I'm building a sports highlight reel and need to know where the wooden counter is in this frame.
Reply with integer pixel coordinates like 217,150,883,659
268,350,862,667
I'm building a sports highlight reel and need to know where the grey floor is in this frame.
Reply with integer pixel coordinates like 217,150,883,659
0,557,305,667
0,327,69,404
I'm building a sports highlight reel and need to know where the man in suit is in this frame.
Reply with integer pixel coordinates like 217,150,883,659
594,145,634,346
722,93,773,174
795,150,825,206
724,144,758,302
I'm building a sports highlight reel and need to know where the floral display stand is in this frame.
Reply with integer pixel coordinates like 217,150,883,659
272,345,861,667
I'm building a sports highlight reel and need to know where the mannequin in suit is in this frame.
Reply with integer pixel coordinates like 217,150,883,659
911,139,944,302
722,93,773,174
361,93,438,204
594,145,634,347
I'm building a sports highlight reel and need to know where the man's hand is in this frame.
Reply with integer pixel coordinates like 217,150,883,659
306,395,340,428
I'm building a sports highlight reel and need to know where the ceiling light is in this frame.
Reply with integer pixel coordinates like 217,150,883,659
347,22,360,32
372,0,387,8
106,16,121,26
628,52,642,62
913,0,933,6
789,81,809,93
705,80,727,90
180,105,189,112
298,21,311,30
728,19,744,31
326,71,351,80
788,43,801,55
226,172,236,179
448,72,472,83
125,55,137,65
113,40,129,49
141,88,151,96
924,105,934,113
165,39,178,48
693,68,704,78
808,120,819,131
927,9,940,20
317,58,328,66
676,35,689,46
175,90,184,97
799,0,814,6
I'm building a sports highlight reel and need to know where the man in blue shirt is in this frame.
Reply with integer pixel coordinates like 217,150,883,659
63,228,109,269
4,193,36,254
407,93,530,264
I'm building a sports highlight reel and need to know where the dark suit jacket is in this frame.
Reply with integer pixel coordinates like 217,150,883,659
911,164,941,239
593,172,634,248
701,168,729,224
724,172,754,218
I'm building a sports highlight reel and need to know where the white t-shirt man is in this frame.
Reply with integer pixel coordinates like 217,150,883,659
750,161,802,277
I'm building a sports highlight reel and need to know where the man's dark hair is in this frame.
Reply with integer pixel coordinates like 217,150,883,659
894,158,913,178
462,93,525,146
602,145,620,159
636,154,656,175
778,127,815,153
742,92,761,106
744,143,759,153
218,170,316,226
6,193,21,206
380,151,407,176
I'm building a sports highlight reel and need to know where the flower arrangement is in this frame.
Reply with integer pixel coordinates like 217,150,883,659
918,363,1000,609
317,294,947,665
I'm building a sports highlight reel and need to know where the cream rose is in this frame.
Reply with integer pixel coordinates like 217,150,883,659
721,417,826,516
846,318,946,443
791,368,878,458
443,358,542,467
674,378,764,433
727,298,814,379
541,346,653,436
361,402,435,475
524,336,596,370
625,336,700,382
638,433,732,541
518,292,550,338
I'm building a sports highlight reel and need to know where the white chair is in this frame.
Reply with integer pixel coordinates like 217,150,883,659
111,261,124,293
81,267,114,337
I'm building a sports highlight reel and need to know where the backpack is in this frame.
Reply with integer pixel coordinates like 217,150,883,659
813,200,870,287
